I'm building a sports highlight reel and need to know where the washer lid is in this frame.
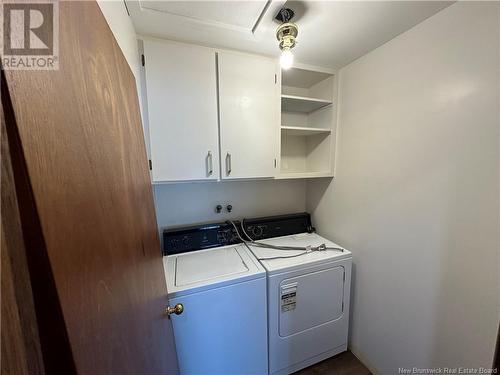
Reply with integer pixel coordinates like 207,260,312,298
164,244,265,298
175,246,248,286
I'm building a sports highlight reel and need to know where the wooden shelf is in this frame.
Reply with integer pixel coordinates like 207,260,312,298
281,95,332,113
281,126,331,136
277,171,334,180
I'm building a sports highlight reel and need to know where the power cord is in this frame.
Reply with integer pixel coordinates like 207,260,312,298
227,220,344,261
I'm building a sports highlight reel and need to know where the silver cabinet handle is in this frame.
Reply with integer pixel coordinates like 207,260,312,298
207,151,213,176
226,153,232,176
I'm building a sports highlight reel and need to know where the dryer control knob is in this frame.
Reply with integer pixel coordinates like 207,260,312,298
253,226,263,237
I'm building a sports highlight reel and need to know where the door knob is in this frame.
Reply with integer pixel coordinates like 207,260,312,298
165,303,184,317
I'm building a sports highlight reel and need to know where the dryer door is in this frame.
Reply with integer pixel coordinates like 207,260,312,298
279,266,345,337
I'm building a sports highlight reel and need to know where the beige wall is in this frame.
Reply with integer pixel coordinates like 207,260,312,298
154,179,306,230
307,2,500,373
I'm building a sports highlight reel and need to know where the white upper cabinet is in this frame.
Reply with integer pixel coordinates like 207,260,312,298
141,40,336,183
218,51,280,180
143,40,219,182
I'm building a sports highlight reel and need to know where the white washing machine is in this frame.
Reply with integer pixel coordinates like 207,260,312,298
163,223,268,375
243,214,352,375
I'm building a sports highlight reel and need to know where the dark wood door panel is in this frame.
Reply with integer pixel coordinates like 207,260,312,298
1,80,46,375
2,1,178,374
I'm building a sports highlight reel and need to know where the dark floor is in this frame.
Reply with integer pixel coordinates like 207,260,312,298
293,351,372,375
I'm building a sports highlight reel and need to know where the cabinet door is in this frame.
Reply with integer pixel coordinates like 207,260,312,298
218,52,279,179
144,40,219,182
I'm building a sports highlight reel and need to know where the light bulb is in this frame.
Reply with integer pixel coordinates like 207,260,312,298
280,49,294,69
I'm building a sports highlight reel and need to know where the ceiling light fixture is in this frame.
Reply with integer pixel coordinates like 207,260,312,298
275,8,298,70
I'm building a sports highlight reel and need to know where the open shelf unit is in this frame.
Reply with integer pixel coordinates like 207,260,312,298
281,94,332,113
281,126,332,136
277,171,335,180
279,65,337,179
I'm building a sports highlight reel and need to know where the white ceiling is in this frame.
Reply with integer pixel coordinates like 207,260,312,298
127,0,453,69
138,1,270,30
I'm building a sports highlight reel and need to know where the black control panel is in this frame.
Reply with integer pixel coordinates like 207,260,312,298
242,213,313,240
163,222,240,255
162,213,313,255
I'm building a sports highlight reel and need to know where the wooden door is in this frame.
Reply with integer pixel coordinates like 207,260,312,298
143,40,220,182
1,2,179,374
1,81,46,375
218,51,280,179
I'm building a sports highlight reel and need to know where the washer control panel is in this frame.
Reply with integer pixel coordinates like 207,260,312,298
163,222,240,255
163,213,314,255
